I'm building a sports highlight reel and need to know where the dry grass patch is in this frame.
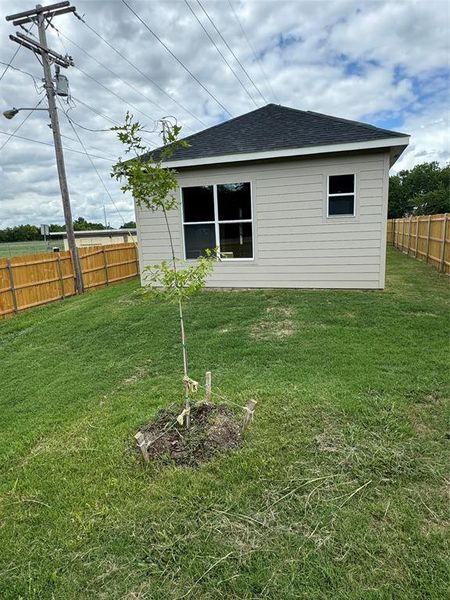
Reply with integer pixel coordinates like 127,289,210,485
250,304,296,340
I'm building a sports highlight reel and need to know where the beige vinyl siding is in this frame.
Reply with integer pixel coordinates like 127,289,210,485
136,151,389,289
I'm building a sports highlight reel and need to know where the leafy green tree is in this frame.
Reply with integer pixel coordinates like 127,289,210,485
120,221,136,229
0,224,40,242
111,114,216,428
49,224,65,233
388,162,450,218
73,217,106,231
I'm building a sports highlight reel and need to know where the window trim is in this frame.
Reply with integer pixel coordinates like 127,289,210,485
181,181,254,261
326,173,356,218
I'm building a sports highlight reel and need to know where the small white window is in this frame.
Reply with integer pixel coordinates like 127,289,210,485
327,174,355,217
182,182,253,260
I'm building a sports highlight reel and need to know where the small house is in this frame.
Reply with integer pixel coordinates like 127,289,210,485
49,228,137,250
136,104,409,289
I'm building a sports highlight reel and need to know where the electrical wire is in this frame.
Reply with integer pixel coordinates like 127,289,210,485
227,0,279,103
0,61,43,94
121,0,233,117
70,96,120,127
21,25,159,144
60,106,138,243
59,133,117,160
0,98,45,153
0,45,21,82
0,130,113,161
67,97,165,153
46,19,182,131
196,0,268,104
73,10,207,128
72,65,160,145
184,0,259,108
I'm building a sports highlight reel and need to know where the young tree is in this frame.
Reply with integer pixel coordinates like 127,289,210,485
111,114,216,428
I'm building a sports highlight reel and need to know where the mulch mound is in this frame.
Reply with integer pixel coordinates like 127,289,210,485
139,402,242,467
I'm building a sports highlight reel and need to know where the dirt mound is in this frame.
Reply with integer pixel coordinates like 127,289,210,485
139,402,242,467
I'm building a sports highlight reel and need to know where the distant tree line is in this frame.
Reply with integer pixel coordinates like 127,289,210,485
388,162,449,219
0,217,136,243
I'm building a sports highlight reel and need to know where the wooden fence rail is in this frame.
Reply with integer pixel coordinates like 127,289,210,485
0,243,139,317
387,213,449,275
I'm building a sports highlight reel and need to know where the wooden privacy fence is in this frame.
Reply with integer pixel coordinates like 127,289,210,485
0,243,139,317
387,213,449,274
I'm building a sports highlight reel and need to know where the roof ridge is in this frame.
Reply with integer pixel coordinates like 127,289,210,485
145,103,409,164
304,109,408,137
180,103,275,143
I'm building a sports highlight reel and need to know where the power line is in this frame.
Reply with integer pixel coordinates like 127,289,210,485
23,25,160,144
0,97,45,153
69,97,164,138
196,0,268,105
73,10,207,128
61,107,137,237
0,60,42,93
0,21,38,82
47,19,188,132
72,65,160,145
121,0,233,117
227,0,279,103
0,130,113,161
184,0,259,108
61,106,111,229
0,46,22,82
71,96,120,126
59,132,117,160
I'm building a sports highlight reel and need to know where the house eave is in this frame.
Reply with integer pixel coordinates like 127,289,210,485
162,136,410,169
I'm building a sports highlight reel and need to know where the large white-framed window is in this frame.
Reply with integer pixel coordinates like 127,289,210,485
327,174,356,217
182,182,253,260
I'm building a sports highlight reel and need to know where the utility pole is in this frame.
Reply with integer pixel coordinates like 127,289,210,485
6,2,84,293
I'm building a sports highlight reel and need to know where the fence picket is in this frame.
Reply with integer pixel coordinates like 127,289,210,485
387,213,449,275
0,243,139,317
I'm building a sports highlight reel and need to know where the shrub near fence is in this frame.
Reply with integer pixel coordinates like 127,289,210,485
0,243,139,317
387,213,449,274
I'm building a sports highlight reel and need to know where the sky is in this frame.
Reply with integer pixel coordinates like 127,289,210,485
0,0,449,229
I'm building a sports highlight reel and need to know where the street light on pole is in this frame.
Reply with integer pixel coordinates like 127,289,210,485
3,107,49,119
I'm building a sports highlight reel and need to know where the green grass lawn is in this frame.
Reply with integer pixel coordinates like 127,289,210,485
0,248,448,599
0,240,52,258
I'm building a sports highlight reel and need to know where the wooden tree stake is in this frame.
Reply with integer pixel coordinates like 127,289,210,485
205,371,212,402
242,399,257,434
134,431,149,462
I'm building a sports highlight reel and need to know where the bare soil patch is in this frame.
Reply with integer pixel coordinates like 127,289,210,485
139,402,242,467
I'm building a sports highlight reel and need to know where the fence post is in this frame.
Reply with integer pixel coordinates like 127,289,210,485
414,216,419,257
134,243,139,274
439,213,448,273
56,254,65,299
6,259,18,314
425,215,432,263
407,216,413,255
102,247,109,285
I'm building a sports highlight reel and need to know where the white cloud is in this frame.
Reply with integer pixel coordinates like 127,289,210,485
0,0,449,227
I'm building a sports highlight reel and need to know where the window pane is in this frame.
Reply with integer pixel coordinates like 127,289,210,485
328,195,355,216
219,222,252,258
329,174,354,194
182,186,214,222
184,224,216,258
217,182,251,221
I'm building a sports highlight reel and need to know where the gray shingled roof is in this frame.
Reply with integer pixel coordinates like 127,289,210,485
149,104,408,164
